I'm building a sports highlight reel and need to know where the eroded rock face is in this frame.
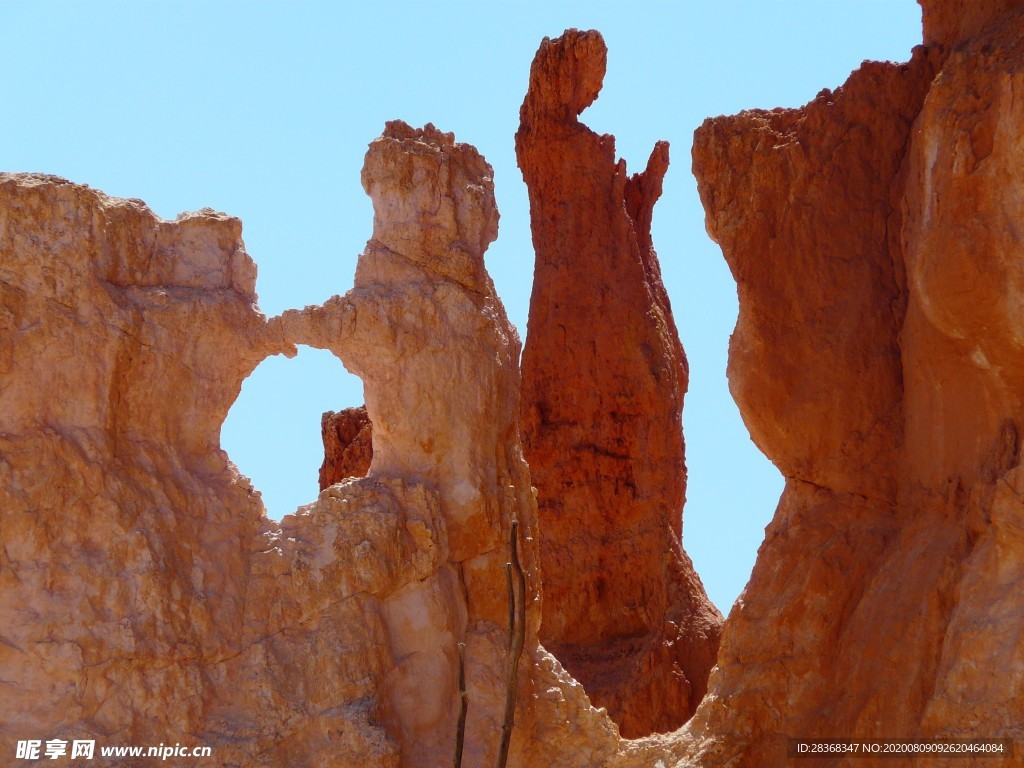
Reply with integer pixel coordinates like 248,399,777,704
687,2,1024,762
918,0,1023,46
320,406,372,489
515,30,722,737
8,6,1024,766
0,128,623,768
278,121,547,768
0,174,293,753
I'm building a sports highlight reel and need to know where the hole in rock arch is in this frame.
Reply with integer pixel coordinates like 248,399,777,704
221,346,364,520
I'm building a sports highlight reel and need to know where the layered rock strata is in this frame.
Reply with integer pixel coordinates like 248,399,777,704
515,29,722,737
686,2,1024,763
319,406,372,489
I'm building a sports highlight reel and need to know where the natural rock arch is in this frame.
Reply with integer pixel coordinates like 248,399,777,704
221,344,364,517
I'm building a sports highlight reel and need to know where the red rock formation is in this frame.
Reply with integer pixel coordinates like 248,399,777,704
11,8,1024,767
320,406,372,488
0,130,624,768
686,2,1024,762
515,30,722,736
919,0,1022,46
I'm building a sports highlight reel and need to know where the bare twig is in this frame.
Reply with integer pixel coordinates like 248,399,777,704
496,520,526,768
454,641,467,768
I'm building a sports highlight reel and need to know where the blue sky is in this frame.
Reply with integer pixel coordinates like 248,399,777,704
2,1,923,611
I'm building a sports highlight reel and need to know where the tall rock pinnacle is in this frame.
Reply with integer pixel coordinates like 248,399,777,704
515,29,722,736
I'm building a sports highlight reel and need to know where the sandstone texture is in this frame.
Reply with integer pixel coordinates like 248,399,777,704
0,127,626,768
515,30,722,737
0,174,298,762
6,3,1024,766
276,121,544,768
319,406,372,489
686,1,1024,764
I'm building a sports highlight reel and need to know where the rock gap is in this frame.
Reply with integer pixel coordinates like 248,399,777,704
221,344,364,520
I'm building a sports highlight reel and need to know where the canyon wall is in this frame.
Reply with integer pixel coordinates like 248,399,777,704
514,30,721,737
685,1,1024,764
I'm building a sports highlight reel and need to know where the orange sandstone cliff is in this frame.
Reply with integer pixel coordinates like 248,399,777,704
514,30,722,737
684,0,1024,764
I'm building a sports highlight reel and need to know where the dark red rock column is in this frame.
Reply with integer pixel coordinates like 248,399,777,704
319,406,372,489
515,29,721,736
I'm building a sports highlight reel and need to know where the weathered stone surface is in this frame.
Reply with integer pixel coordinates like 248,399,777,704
0,128,621,768
0,173,297,756
685,2,1024,763
8,5,1024,766
320,406,372,489
515,29,722,737
278,121,550,768
919,0,1023,46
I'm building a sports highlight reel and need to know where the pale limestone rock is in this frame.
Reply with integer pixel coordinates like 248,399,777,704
278,121,545,768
